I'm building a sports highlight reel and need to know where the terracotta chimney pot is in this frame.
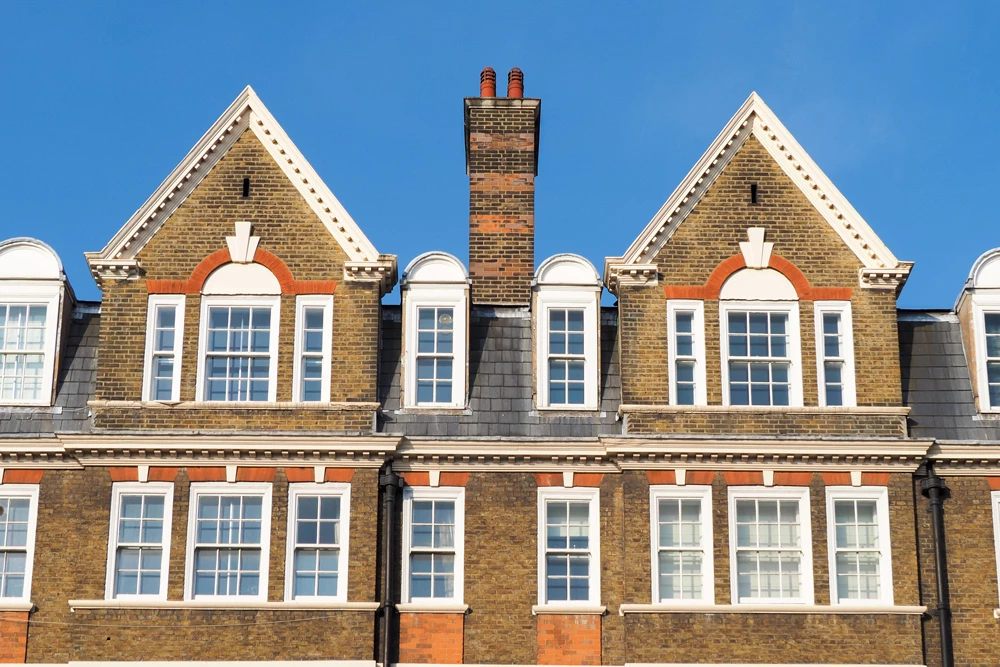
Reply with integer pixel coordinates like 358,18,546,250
480,68,496,97
507,68,524,98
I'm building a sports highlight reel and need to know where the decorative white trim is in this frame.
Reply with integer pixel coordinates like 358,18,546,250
649,485,714,605
183,482,272,602
105,482,174,601
396,602,469,614
0,485,39,603
0,289,62,407
284,482,350,602
739,228,774,269
531,604,606,615
195,296,281,403
536,486,601,608
292,295,334,403
535,288,601,410
402,288,468,409
225,221,259,264
666,300,707,406
86,86,388,273
618,603,926,615
825,486,893,605
727,486,813,605
0,601,33,612
813,301,857,408
401,486,465,605
718,301,803,408
68,599,378,611
142,295,185,402
604,92,908,293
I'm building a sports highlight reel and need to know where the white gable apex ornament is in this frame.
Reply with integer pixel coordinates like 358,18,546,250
739,227,773,269
85,86,396,293
604,92,912,294
226,222,260,264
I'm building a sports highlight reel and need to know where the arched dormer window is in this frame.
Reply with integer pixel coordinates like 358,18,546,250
966,248,1000,411
0,238,69,406
533,255,601,410
401,253,469,409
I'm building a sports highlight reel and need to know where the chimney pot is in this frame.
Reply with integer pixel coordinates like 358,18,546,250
507,68,524,98
480,67,497,97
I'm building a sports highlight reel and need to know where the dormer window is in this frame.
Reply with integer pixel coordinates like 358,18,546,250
965,248,1000,412
0,238,70,407
401,253,469,409
534,255,602,410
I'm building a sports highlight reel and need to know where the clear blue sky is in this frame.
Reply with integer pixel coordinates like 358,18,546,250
2,2,997,308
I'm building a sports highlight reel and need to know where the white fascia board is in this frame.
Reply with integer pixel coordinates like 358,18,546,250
613,92,903,279
90,86,382,268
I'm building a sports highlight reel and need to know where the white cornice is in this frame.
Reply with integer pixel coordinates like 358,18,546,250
605,93,909,292
928,443,1000,475
87,86,396,287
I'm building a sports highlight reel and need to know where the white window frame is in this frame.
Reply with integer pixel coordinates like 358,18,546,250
195,296,280,402
728,486,813,605
183,482,272,601
536,290,600,410
403,288,467,409
284,482,350,602
0,289,61,407
142,295,186,402
719,301,803,407
292,295,333,403
649,485,714,604
825,486,893,605
536,486,601,607
972,295,1000,412
104,482,174,600
667,300,707,406
401,486,465,604
0,484,40,601
813,301,856,407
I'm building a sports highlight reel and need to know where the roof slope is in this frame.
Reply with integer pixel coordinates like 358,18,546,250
899,313,1000,441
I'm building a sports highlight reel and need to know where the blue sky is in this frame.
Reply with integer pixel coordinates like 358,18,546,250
2,2,998,307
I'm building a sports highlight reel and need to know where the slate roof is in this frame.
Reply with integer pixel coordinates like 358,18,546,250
0,304,98,436
379,305,621,438
899,310,1000,441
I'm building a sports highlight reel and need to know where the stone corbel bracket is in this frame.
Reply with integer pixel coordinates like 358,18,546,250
345,255,398,295
604,262,659,295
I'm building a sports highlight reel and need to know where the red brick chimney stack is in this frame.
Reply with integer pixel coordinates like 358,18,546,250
464,67,541,305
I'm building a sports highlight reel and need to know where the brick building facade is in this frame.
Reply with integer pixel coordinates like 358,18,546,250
0,69,994,666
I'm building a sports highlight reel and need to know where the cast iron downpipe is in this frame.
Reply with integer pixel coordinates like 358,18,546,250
921,463,954,667
379,465,401,667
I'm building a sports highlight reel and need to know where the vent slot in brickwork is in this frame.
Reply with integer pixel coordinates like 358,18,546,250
751,183,758,205
242,177,251,198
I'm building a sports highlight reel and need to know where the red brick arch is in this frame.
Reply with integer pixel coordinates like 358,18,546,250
663,253,852,301
146,247,336,295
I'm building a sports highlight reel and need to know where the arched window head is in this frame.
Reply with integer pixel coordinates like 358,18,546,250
0,238,67,406
719,268,797,301
534,255,601,410
966,248,1000,411
202,263,281,295
401,252,469,409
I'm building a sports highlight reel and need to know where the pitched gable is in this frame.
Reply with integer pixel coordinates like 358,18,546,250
605,93,911,293
86,86,395,291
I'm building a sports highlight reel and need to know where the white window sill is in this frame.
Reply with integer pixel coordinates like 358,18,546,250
396,602,469,614
536,405,601,412
88,400,379,411
68,599,380,612
0,600,33,612
532,604,606,615
617,404,909,416
397,406,470,415
618,603,926,615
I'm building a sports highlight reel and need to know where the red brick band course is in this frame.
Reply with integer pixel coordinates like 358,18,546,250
146,247,337,296
663,253,854,301
533,473,603,487
400,472,469,487
1,471,43,485
0,612,28,664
